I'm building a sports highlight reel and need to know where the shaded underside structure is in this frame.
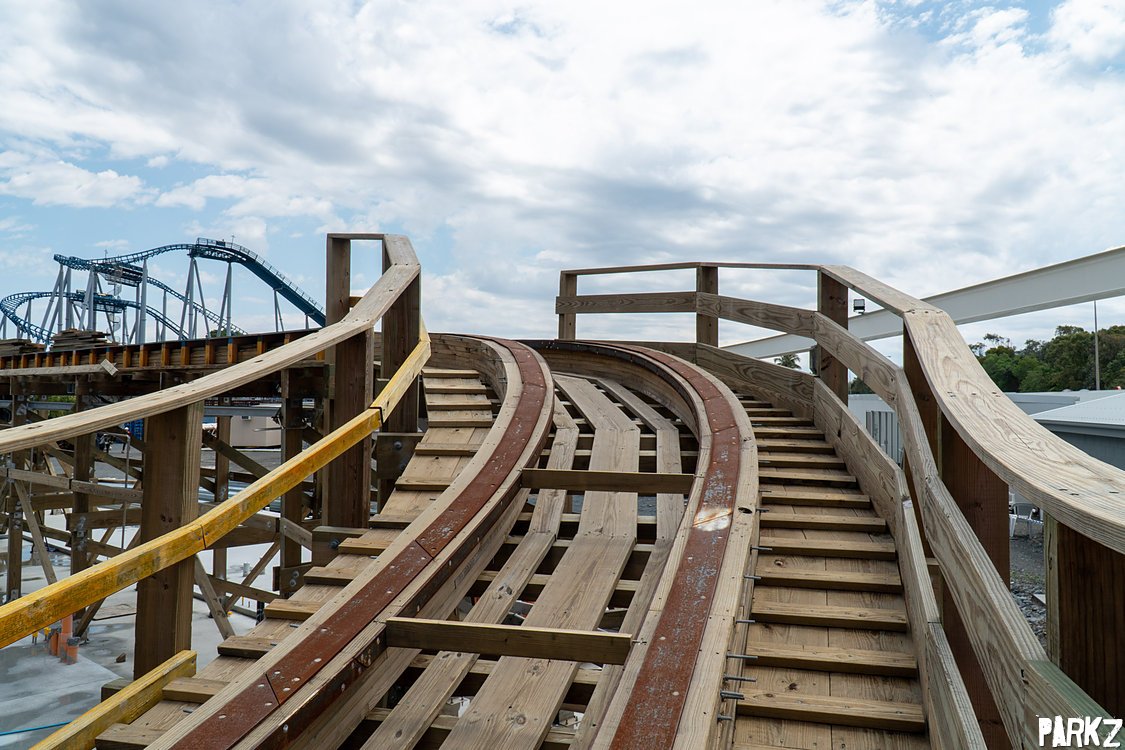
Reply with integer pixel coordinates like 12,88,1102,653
0,235,1120,749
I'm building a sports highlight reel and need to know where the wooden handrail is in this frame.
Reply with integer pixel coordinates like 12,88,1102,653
555,264,1122,743
557,262,1125,554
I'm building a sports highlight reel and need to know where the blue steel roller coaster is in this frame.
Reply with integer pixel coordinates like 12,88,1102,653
0,238,326,346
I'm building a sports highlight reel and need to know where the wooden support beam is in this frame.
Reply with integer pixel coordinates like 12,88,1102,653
134,402,204,678
696,265,719,346
817,270,849,402
558,271,578,340
325,235,376,528
279,518,313,550
375,432,422,503
17,483,57,585
205,573,278,604
0,359,117,379
71,382,95,579
380,241,422,436
192,556,234,640
279,378,305,568
519,467,693,494
1047,519,1125,717
383,617,633,664
220,540,279,611
34,650,195,750
212,411,230,581
5,390,27,601
311,525,367,565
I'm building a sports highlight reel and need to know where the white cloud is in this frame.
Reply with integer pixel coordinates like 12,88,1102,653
1049,0,1125,65
0,0,1122,343
0,151,147,207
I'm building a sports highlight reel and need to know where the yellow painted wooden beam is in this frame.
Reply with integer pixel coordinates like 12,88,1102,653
31,650,196,750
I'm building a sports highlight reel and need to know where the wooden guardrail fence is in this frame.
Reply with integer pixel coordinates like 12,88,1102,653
0,235,428,669
557,261,1121,747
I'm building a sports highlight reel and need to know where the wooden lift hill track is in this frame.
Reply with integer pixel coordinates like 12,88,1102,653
0,237,1120,749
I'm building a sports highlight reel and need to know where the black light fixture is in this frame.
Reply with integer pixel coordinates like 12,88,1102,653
853,298,866,315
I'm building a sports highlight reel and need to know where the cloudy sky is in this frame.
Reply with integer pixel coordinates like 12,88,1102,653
0,0,1123,352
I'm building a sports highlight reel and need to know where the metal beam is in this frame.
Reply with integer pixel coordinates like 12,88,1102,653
727,244,1125,358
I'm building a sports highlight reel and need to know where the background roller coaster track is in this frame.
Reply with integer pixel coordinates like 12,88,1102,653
53,237,326,325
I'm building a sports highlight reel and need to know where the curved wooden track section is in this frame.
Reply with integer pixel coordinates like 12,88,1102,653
28,330,957,750
20,249,1125,750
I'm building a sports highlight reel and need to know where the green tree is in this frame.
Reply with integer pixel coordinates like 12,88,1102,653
848,378,874,394
774,353,799,369
975,334,1021,392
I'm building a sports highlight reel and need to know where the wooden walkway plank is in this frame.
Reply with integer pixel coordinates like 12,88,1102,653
442,374,639,749
571,378,686,750
750,600,909,632
737,693,926,732
358,398,579,749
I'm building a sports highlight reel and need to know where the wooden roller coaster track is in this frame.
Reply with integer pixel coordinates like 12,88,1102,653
0,237,1119,749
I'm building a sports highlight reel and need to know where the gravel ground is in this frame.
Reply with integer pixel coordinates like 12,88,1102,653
1009,533,1047,647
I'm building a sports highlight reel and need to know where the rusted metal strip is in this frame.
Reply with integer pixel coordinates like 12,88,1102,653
606,344,745,750
169,338,551,750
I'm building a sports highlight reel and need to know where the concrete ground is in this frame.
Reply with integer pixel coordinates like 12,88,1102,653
0,446,285,748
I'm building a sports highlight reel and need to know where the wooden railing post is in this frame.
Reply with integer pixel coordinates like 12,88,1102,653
212,409,230,581
816,271,848,402
558,272,577,340
280,372,305,570
381,243,421,436
71,379,94,580
904,330,1008,746
324,234,375,528
5,390,27,602
1046,518,1125,716
695,265,719,346
134,401,203,677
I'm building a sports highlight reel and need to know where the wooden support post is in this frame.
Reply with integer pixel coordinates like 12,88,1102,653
212,412,231,580
324,235,376,528
5,390,27,602
375,432,422,506
695,265,719,346
280,372,305,570
381,242,421,435
134,402,204,678
903,330,1008,746
1046,518,1125,717
817,271,848,402
71,379,94,579
558,271,578,340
